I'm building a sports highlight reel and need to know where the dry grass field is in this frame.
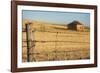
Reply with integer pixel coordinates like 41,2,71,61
22,19,90,62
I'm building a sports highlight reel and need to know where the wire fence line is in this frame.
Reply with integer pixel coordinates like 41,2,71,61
23,27,89,34
33,29,89,35
23,49,90,62
23,23,90,62
23,40,89,44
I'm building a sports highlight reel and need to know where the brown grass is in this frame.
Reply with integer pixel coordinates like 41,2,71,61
22,20,90,62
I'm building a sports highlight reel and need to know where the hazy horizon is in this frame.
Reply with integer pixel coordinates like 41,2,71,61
22,10,90,27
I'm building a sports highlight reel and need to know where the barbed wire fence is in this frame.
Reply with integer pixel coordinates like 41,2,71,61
25,23,90,62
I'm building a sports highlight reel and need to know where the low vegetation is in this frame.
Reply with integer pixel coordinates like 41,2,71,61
22,20,90,62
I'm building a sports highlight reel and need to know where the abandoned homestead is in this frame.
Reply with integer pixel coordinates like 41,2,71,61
67,21,85,31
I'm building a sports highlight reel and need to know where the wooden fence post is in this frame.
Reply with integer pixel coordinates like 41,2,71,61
26,23,31,62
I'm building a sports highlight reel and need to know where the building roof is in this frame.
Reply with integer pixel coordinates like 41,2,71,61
67,20,84,26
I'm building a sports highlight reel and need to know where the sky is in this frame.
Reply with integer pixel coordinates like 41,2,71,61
22,10,90,27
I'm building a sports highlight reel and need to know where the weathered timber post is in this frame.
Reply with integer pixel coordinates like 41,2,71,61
26,22,31,62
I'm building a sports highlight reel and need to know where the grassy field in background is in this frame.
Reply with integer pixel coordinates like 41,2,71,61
22,20,90,62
